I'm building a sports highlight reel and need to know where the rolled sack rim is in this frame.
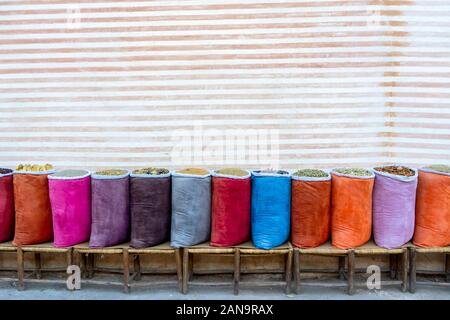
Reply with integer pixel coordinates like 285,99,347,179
212,169,251,180
91,169,130,180
0,167,14,177
331,167,375,179
419,166,450,177
251,170,291,178
372,164,418,182
48,169,91,181
171,170,211,179
290,168,331,182
13,169,57,175
130,170,171,179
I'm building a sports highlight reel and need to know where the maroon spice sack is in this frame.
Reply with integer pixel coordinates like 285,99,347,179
0,168,14,243
130,168,171,248
89,169,130,248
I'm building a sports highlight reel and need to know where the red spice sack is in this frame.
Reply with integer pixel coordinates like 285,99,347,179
211,170,251,247
0,168,14,243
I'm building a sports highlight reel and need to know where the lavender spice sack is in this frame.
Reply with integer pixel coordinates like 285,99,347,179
372,166,418,249
89,170,130,247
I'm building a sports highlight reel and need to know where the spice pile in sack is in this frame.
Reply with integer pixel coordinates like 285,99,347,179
413,165,450,247
372,165,417,249
13,164,56,245
89,169,130,248
48,170,91,247
331,168,374,249
291,169,331,248
211,168,251,247
251,170,291,249
171,168,211,248
130,167,171,248
0,168,14,243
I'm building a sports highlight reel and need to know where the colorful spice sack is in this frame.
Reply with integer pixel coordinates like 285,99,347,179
48,170,91,247
170,168,211,248
130,168,171,248
13,165,56,245
211,168,251,247
251,170,291,249
331,168,374,249
291,169,331,248
0,168,14,243
372,165,417,249
89,169,130,248
413,165,450,247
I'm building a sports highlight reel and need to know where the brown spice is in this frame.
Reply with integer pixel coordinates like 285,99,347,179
374,165,415,177
0,168,12,175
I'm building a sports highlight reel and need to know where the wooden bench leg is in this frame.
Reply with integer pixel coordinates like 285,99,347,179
338,256,346,280
285,249,293,295
34,253,41,280
188,252,194,281
389,254,398,280
445,253,450,282
409,247,416,293
123,248,130,293
87,253,94,279
347,250,355,295
175,249,183,293
182,249,189,294
234,249,240,296
401,250,408,292
66,248,73,268
293,249,300,294
17,247,24,291
133,255,141,281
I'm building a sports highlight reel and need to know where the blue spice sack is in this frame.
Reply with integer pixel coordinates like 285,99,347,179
251,170,291,249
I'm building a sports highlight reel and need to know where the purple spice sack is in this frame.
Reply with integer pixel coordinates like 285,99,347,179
373,167,418,249
89,172,130,247
130,173,171,248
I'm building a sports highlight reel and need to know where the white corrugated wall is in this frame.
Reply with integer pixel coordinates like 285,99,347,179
0,0,449,170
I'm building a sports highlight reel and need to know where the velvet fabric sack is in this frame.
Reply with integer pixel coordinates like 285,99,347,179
89,170,130,248
331,170,374,249
48,170,91,248
13,170,55,245
0,168,14,243
170,171,211,248
372,166,417,249
251,171,291,249
130,171,171,248
211,170,251,247
291,173,331,249
413,168,450,247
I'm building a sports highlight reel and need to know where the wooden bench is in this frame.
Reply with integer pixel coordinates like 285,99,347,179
73,242,182,293
0,242,18,285
236,241,293,295
294,242,349,294
409,245,450,293
182,242,237,294
16,242,72,290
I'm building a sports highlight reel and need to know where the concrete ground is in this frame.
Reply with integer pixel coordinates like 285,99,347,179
0,273,448,300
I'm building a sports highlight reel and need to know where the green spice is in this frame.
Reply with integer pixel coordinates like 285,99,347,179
133,167,169,175
334,168,372,177
52,169,89,178
95,169,128,176
176,168,209,176
215,168,248,177
426,165,450,174
374,166,415,177
293,169,328,178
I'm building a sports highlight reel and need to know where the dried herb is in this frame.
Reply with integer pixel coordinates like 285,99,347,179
293,169,328,178
133,167,169,175
52,170,89,178
255,169,289,175
95,169,128,176
334,168,372,177
15,163,53,172
374,165,415,177
426,165,450,174
0,168,12,175
176,168,209,176
215,168,248,177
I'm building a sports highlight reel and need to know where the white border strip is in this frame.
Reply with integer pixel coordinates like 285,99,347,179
48,170,91,180
14,169,56,175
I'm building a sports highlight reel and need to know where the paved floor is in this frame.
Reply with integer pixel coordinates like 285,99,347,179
0,274,448,300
